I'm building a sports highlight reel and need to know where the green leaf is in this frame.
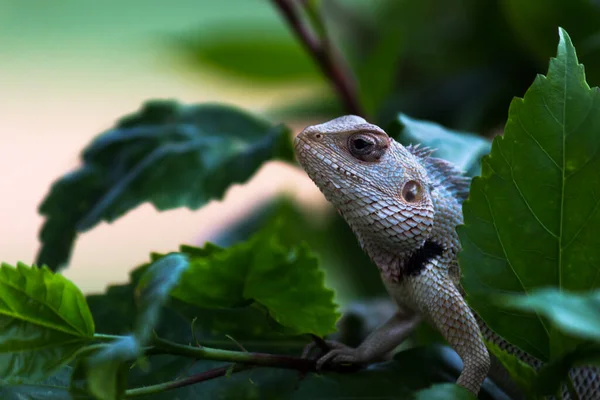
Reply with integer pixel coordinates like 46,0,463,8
37,101,294,271
459,28,600,362
530,344,600,396
0,263,94,383
0,366,85,400
500,289,600,343
171,224,340,337
74,254,189,400
213,197,384,302
171,28,321,83
388,113,491,176
414,383,476,400
72,338,136,400
134,253,190,343
485,340,541,400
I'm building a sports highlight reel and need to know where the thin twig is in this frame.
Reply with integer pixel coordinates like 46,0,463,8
125,364,252,398
270,0,365,117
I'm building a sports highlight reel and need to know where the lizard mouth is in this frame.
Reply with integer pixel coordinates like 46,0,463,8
294,135,365,185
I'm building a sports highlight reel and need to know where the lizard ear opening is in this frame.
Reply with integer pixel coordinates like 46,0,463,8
347,132,388,162
401,180,424,203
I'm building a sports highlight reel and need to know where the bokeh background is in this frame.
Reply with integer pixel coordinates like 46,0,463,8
2,0,599,295
0,0,324,293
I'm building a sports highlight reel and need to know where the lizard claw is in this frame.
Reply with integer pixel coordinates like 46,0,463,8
312,341,364,370
302,339,342,359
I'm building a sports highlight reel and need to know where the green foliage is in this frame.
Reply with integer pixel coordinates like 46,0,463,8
74,254,189,400
0,263,94,384
171,224,340,337
493,288,600,396
502,0,600,84
0,366,79,400
72,339,133,400
4,0,600,397
388,113,491,176
500,289,600,342
485,341,541,400
134,254,190,343
37,101,294,271
172,28,321,83
414,383,476,400
460,29,600,363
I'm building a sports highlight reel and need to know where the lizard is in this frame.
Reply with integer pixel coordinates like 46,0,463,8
294,115,600,399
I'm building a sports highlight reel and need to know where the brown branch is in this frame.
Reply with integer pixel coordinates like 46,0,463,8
125,364,252,398
270,0,366,118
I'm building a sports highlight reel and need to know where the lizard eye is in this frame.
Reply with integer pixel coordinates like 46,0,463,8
347,133,387,162
349,135,375,154
401,180,423,202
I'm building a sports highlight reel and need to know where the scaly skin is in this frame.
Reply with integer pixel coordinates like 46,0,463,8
294,116,599,398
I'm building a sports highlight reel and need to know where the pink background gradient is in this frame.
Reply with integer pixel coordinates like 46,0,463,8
0,1,326,293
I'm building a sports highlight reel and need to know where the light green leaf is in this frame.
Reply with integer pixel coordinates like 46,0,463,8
0,263,94,383
459,28,600,362
134,253,190,343
72,337,137,400
388,113,491,176
37,101,293,271
500,289,600,343
73,254,189,400
171,223,340,337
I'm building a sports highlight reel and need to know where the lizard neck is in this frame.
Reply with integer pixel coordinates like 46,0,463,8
359,185,463,283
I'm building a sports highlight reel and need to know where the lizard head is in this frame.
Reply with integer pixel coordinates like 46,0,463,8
294,115,435,254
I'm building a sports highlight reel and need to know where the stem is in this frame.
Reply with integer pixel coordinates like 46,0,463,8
152,336,316,372
91,332,359,398
93,333,122,341
125,364,252,398
270,0,365,117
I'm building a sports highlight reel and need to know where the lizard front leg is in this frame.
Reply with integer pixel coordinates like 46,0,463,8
393,265,491,395
311,309,420,369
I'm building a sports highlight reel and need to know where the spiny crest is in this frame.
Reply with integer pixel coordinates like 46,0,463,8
406,143,436,159
425,158,471,202
406,143,471,202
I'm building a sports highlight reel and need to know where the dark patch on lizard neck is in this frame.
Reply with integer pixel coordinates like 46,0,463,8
403,240,444,277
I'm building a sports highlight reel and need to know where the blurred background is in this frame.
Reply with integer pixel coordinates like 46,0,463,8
1,0,599,296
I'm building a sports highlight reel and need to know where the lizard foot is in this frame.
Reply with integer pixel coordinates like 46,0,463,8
303,340,366,370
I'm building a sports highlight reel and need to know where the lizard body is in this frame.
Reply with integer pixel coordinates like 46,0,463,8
294,116,599,398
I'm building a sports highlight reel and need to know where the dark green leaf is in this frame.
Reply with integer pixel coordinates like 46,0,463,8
414,383,476,400
0,263,94,383
37,101,293,271
388,113,491,176
531,344,600,395
459,28,600,362
500,289,600,343
502,0,600,85
485,340,541,400
171,224,340,337
0,366,87,400
212,197,384,302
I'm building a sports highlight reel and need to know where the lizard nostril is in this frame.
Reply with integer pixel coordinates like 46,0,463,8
314,133,323,140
